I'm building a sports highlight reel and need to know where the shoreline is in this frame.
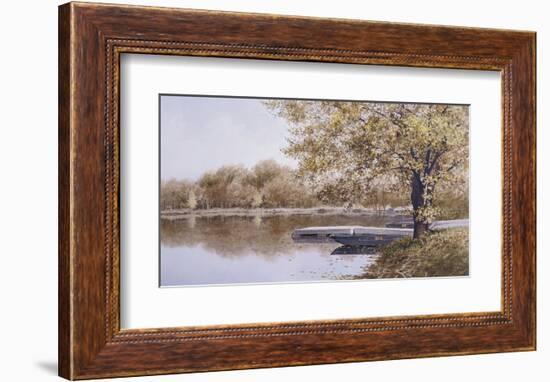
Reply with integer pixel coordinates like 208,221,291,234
161,206,412,220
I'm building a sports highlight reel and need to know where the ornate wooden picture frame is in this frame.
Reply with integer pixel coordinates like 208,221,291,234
58,2,536,379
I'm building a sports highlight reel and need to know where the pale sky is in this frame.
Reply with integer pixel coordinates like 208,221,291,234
160,95,297,181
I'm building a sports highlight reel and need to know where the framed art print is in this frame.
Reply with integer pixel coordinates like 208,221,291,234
157,94,470,287
58,2,536,379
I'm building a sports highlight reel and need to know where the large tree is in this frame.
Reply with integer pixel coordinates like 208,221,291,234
266,101,469,238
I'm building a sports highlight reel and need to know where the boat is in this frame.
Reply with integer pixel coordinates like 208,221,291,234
329,233,406,247
330,226,411,246
330,245,378,255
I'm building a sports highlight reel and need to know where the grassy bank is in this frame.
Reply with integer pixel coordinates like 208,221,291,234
361,228,469,279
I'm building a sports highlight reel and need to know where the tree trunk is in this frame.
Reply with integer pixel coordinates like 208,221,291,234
413,220,430,238
410,172,430,239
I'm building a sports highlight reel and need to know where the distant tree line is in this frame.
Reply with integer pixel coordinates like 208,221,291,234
160,159,467,216
161,160,317,210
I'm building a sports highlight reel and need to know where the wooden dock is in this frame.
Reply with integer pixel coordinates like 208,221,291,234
291,219,469,246
429,219,469,230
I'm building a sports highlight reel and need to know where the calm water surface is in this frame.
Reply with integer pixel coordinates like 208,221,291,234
160,214,400,286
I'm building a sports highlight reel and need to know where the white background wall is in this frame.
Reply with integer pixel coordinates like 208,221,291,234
0,0,546,381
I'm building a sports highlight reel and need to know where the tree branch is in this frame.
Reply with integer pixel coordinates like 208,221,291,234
427,150,445,175
410,147,419,161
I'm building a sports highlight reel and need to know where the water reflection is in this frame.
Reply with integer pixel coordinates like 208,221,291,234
160,214,399,286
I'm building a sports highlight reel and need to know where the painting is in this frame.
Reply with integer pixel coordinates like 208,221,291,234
159,95,469,287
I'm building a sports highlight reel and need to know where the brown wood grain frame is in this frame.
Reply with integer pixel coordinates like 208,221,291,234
58,2,536,380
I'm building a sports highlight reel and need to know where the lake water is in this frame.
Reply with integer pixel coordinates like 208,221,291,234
160,214,402,287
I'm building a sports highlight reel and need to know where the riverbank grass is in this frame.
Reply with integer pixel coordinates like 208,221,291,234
363,228,469,279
